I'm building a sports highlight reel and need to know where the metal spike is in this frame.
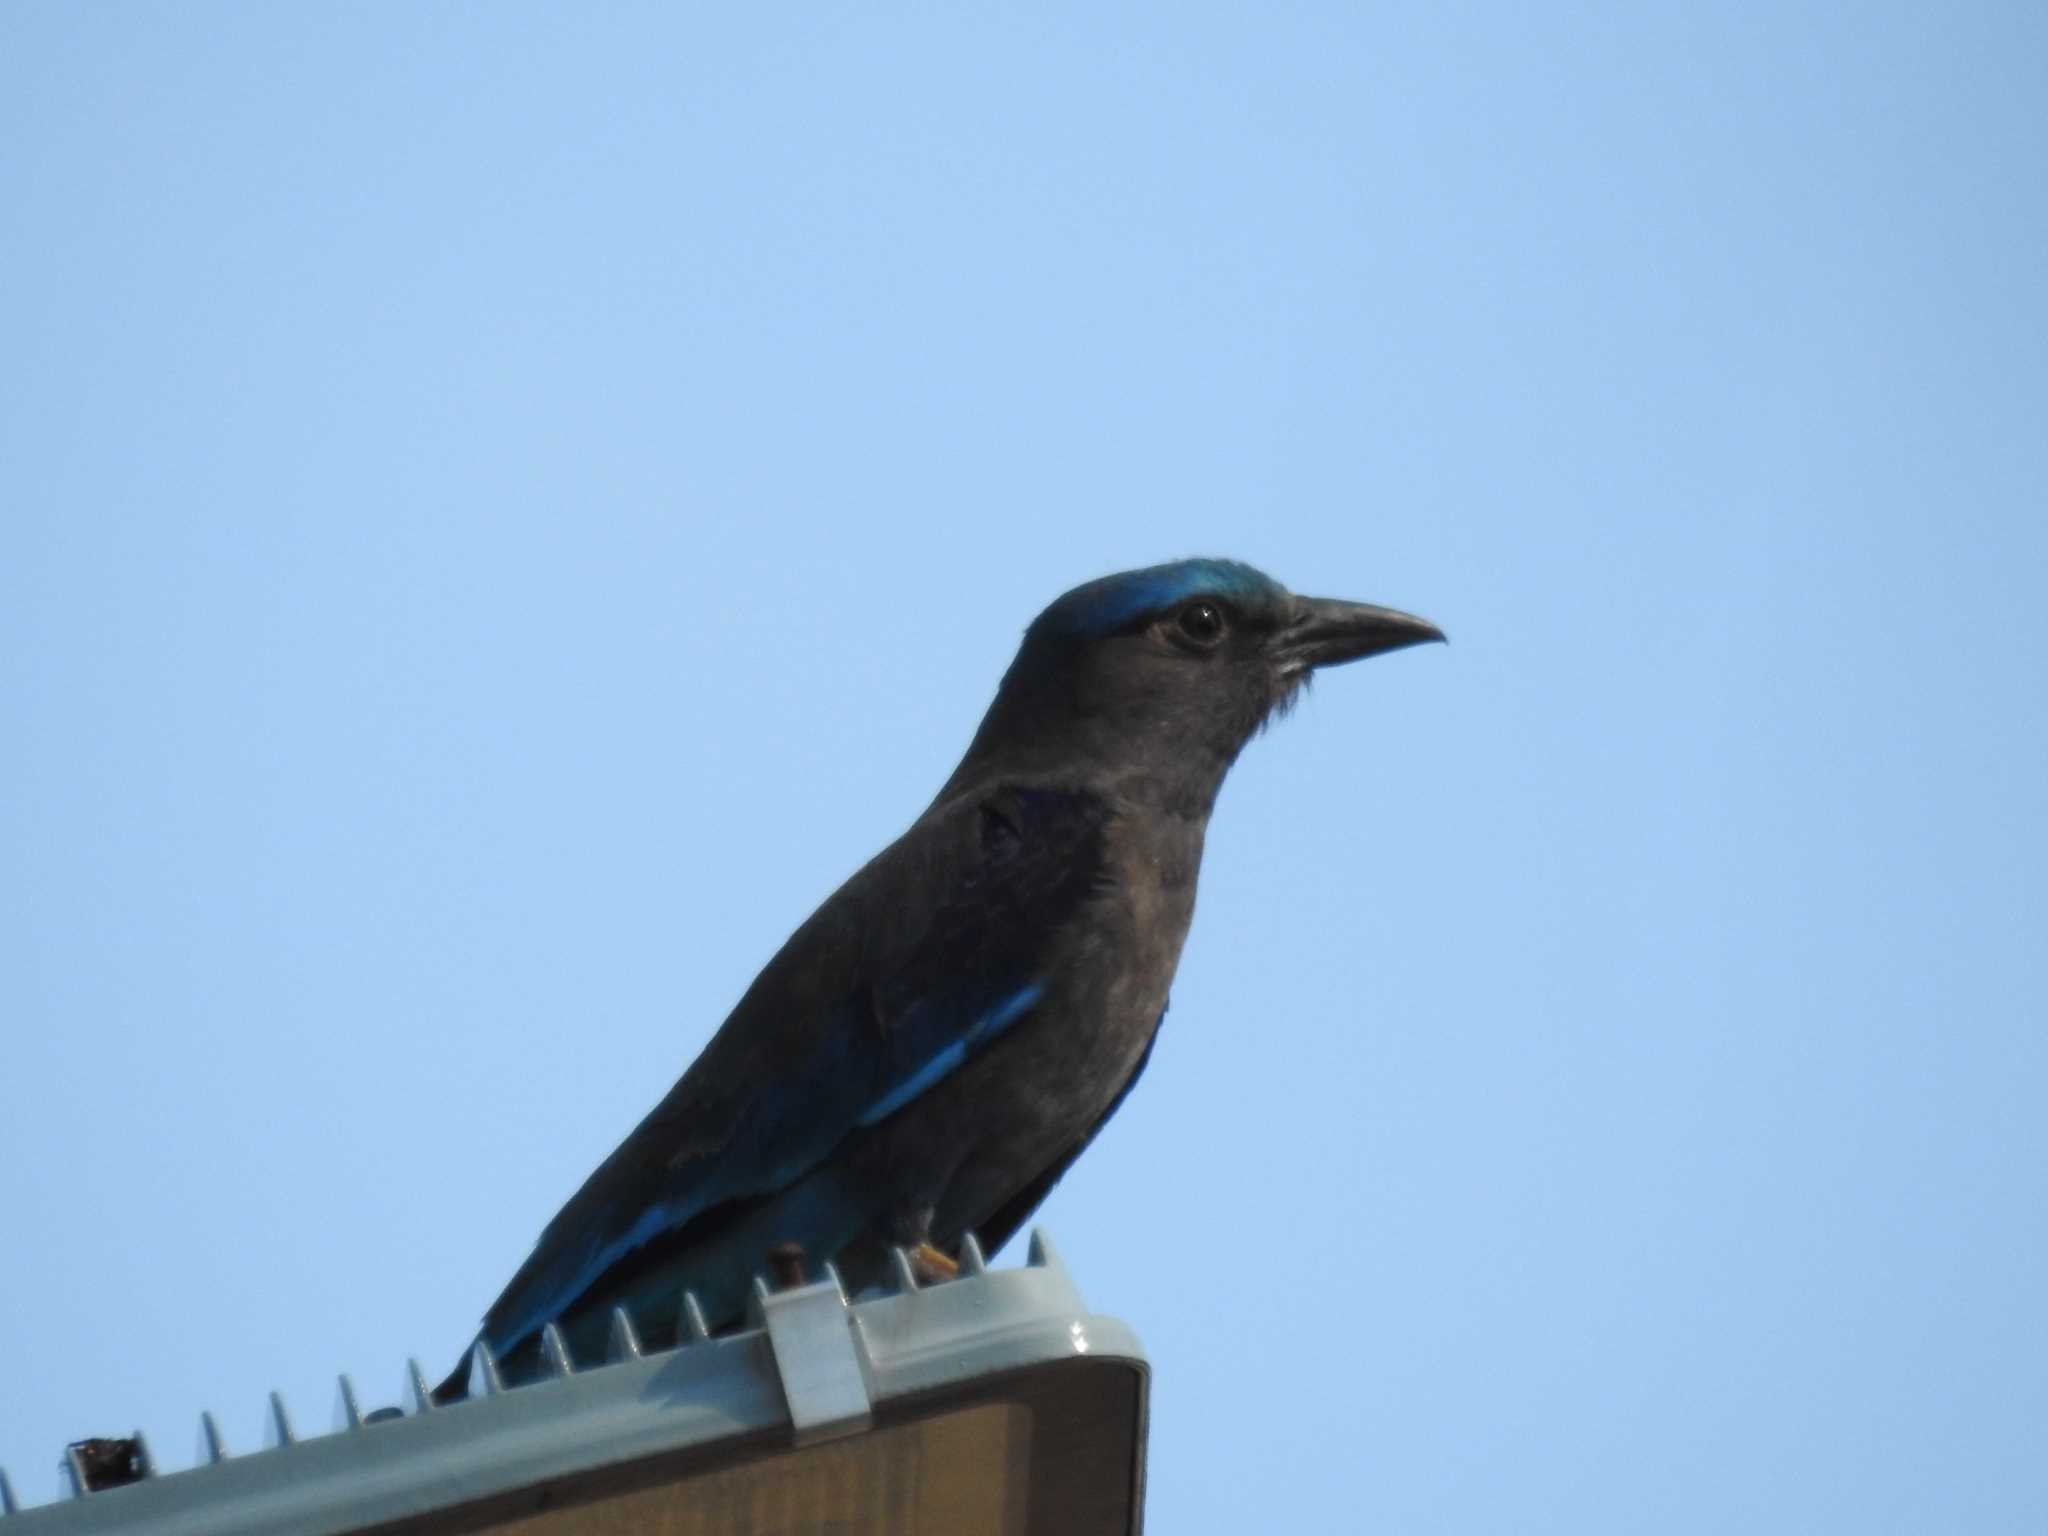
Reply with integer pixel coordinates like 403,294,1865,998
889,1245,921,1292
744,1275,772,1328
0,1466,18,1514
959,1231,988,1275
197,1412,229,1465
539,1322,574,1378
468,1339,506,1397
131,1433,156,1479
607,1307,642,1362
62,1445,88,1500
679,1291,710,1342
264,1392,294,1449
820,1261,848,1299
1026,1227,1060,1270
334,1374,364,1432
404,1359,436,1415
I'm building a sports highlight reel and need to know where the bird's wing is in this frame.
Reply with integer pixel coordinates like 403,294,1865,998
476,785,1111,1355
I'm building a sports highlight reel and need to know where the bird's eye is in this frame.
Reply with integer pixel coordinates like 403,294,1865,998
1175,600,1227,646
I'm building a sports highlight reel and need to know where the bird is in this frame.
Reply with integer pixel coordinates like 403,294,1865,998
437,557,1441,1398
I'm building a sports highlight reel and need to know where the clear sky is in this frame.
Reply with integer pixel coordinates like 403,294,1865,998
3,6,2043,1529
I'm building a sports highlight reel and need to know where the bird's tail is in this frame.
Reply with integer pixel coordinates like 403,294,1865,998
431,1345,473,1407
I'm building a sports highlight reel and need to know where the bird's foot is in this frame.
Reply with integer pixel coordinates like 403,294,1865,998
907,1241,959,1285
766,1241,808,1291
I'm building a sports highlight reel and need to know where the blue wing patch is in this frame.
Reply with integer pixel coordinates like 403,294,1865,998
859,982,1044,1127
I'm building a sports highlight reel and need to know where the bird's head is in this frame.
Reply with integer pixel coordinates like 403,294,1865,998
948,558,1443,809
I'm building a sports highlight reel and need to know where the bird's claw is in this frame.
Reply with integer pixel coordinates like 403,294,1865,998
907,1241,959,1285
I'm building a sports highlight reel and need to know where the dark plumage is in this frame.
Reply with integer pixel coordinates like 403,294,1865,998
439,558,1440,1398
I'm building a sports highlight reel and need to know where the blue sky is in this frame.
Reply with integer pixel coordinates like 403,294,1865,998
3,5,2043,1529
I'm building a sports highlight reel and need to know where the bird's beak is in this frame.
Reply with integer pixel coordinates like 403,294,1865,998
1274,597,1446,673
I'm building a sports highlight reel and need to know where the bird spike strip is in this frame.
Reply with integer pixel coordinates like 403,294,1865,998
0,1229,1015,1512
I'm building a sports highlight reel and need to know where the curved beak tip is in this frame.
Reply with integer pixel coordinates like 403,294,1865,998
1282,599,1446,670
